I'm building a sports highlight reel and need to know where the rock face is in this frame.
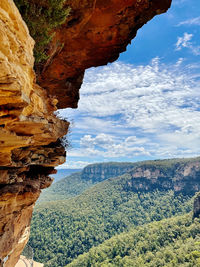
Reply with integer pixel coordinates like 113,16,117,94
0,1,68,266
39,0,172,109
126,159,200,194
81,159,200,194
0,0,172,266
81,162,135,182
194,193,200,218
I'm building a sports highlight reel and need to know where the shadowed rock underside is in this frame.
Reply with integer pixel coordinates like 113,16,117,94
0,0,171,266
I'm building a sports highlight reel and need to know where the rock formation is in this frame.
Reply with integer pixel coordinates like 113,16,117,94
194,192,200,218
81,162,135,182
38,0,172,109
0,1,68,266
0,0,171,266
76,159,200,193
127,158,200,194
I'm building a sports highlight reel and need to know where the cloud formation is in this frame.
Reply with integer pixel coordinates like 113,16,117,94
57,160,91,169
178,16,200,26
175,32,200,55
59,59,200,165
175,32,193,50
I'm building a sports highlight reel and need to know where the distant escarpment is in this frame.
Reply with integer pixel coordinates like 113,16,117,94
30,158,200,266
81,158,200,194
81,162,135,182
40,158,200,203
39,162,136,202
126,158,200,194
0,0,172,266
82,159,200,194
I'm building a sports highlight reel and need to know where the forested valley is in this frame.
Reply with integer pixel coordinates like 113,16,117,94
28,158,200,266
67,213,200,267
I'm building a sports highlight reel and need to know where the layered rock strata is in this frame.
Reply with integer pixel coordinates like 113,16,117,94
0,0,171,266
78,159,200,193
127,159,200,194
0,1,68,266
81,162,136,182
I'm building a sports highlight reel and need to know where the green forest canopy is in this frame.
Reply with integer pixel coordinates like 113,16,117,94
67,213,200,267
30,187,193,266
29,158,200,266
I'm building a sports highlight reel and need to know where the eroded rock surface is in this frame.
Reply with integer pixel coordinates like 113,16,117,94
0,1,68,266
0,0,171,266
82,159,200,194
128,160,200,193
194,193,200,218
39,0,172,109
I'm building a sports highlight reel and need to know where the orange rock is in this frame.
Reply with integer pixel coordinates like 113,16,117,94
0,0,68,265
0,0,171,266
39,0,172,109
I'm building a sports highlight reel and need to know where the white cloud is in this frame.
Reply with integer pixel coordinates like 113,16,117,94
178,16,200,26
173,0,189,5
175,32,193,50
75,134,150,158
80,133,114,149
175,32,200,55
59,59,200,162
57,160,91,169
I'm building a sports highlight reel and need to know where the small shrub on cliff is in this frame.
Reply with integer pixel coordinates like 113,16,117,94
14,0,70,64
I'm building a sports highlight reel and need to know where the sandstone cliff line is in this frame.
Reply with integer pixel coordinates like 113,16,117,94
0,1,68,266
0,0,171,266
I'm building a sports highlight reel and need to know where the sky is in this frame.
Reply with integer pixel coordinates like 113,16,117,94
57,0,200,169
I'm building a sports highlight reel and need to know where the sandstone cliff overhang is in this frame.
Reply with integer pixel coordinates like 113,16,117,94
38,0,172,109
0,0,171,266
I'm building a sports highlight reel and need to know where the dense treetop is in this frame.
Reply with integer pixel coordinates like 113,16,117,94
67,213,200,267
30,174,193,266
29,158,200,266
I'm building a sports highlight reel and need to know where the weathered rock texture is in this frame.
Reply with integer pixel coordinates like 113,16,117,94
79,159,200,193
0,1,68,266
127,159,200,194
194,193,200,218
0,0,171,266
39,0,172,109
82,162,136,182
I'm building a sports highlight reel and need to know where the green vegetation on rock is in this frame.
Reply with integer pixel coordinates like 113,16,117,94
38,162,136,202
38,157,200,203
194,192,200,219
14,0,70,64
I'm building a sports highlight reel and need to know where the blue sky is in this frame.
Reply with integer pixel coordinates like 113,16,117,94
58,0,200,169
